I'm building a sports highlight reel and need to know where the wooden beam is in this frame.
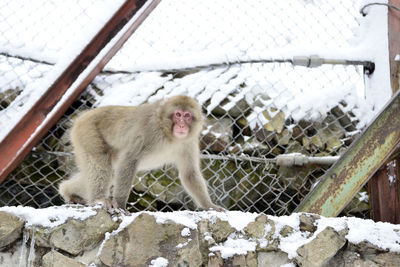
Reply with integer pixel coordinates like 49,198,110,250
0,0,161,183
388,0,400,92
368,160,400,222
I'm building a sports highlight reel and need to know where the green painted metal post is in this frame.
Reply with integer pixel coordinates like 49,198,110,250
295,89,400,216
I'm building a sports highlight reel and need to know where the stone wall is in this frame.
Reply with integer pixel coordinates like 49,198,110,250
0,206,399,267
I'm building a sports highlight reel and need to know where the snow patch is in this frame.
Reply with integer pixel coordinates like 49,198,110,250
0,205,98,228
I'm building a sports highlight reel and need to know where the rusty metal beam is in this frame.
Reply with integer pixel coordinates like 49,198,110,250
295,89,400,216
0,0,161,183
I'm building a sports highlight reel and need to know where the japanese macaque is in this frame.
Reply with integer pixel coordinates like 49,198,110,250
58,95,223,212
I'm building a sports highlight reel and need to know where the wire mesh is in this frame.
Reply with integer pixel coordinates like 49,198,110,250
0,0,373,217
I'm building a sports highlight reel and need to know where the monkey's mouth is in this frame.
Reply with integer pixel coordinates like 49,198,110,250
174,130,188,138
174,127,189,138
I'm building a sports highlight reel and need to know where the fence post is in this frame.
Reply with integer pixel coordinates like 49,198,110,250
368,0,400,224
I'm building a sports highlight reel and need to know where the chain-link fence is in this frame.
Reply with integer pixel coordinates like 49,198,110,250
0,0,378,217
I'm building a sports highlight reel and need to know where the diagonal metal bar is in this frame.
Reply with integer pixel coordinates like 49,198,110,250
0,0,161,184
295,89,400,216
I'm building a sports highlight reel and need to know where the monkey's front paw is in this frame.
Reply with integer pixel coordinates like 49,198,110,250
208,204,226,212
94,199,114,211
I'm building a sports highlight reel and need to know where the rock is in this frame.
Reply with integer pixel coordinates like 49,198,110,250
343,190,370,214
42,251,86,267
262,109,285,134
296,226,346,267
236,117,252,136
204,117,233,144
99,213,202,267
200,133,228,153
0,88,21,110
208,253,256,267
202,158,271,210
32,209,116,255
278,164,316,191
51,209,116,255
211,95,250,118
245,252,257,267
372,252,400,266
279,225,294,237
208,252,223,267
0,211,24,248
299,213,319,233
330,105,357,132
132,167,188,208
207,218,235,243
201,117,233,153
258,251,291,267
244,214,274,239
325,250,378,267
277,129,291,146
255,127,275,144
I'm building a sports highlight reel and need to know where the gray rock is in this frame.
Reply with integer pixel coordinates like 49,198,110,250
0,211,24,248
325,250,378,267
244,214,274,239
299,213,319,233
42,251,86,267
258,251,291,267
50,209,116,255
99,213,202,267
208,218,235,243
33,208,116,255
296,226,346,267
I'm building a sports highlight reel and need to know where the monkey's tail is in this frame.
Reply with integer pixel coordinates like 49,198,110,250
58,173,88,205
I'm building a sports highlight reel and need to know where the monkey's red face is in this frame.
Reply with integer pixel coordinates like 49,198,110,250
172,110,192,138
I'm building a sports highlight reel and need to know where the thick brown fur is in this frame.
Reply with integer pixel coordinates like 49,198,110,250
58,95,222,211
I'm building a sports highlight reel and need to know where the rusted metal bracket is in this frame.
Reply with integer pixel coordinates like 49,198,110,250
0,0,161,184
295,89,400,216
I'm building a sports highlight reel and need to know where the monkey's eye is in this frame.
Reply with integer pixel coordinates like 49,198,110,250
183,112,191,118
175,111,182,117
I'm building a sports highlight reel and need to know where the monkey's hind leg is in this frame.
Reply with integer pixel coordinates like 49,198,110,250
58,173,88,205
79,153,115,210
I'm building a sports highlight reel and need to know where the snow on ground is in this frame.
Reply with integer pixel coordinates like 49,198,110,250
1,205,400,260
149,257,169,267
0,204,98,228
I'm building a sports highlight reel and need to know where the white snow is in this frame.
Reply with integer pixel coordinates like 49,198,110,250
346,217,400,252
209,235,257,259
273,213,400,259
0,205,98,228
1,206,400,260
181,227,191,237
149,257,168,267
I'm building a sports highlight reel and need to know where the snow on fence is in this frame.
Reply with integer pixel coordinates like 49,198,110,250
0,0,389,218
